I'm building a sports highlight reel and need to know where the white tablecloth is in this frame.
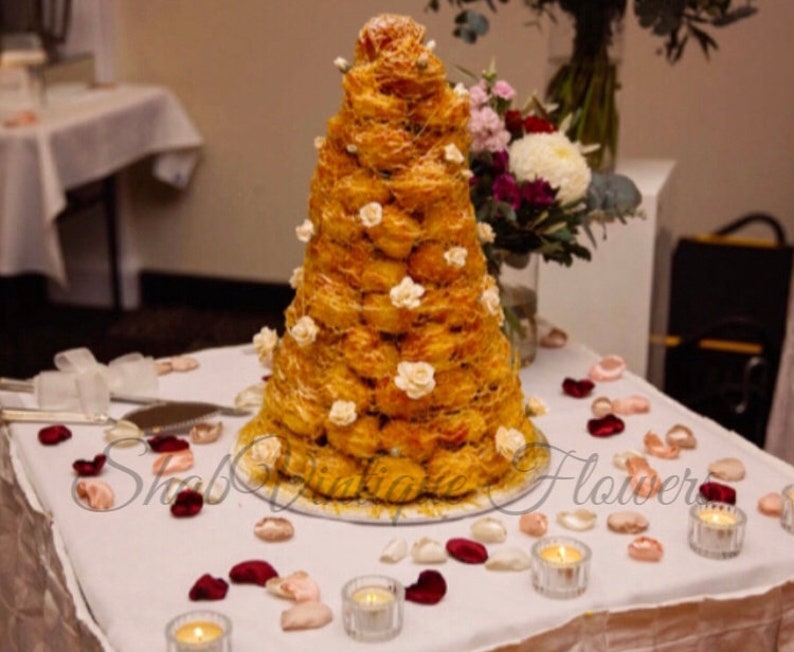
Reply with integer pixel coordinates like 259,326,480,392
0,83,202,283
3,342,794,651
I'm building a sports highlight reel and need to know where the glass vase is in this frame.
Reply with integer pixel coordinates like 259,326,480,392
545,4,626,172
495,250,540,367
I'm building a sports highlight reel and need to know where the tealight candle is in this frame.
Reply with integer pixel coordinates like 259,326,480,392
688,502,746,559
780,484,794,533
342,575,404,642
166,611,231,651
531,536,591,599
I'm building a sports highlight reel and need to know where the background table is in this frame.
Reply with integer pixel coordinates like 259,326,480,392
3,341,794,651
0,83,202,291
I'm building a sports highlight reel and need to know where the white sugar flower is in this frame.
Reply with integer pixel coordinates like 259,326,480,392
481,286,502,323
290,316,319,346
495,426,525,461
252,326,278,365
444,246,468,269
525,396,549,417
329,400,357,427
394,361,436,400
453,82,469,97
251,435,282,468
334,56,351,72
508,132,591,205
313,136,325,150
359,201,383,228
296,219,315,243
390,276,425,310
443,143,465,165
477,222,495,244
426,39,437,51
289,266,304,289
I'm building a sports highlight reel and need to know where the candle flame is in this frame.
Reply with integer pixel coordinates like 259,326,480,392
193,626,204,642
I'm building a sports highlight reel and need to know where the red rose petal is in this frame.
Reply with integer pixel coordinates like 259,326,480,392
587,414,625,437
72,454,106,476
38,424,72,446
188,573,228,601
445,538,488,564
170,488,204,517
562,377,595,399
700,481,736,505
405,570,447,605
148,435,190,453
229,560,279,586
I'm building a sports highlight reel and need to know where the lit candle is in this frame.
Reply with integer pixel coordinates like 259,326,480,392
166,611,231,651
688,502,746,559
531,537,591,599
342,575,404,642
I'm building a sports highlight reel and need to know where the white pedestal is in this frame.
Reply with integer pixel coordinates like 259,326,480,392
537,159,676,378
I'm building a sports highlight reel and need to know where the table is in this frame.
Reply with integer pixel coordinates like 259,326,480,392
3,342,794,651
0,83,203,292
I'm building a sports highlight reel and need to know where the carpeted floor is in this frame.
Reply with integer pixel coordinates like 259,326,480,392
0,276,286,378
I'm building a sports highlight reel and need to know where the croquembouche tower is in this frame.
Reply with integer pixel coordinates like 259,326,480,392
236,14,547,510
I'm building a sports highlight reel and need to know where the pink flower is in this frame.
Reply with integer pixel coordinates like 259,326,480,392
469,107,510,153
492,80,516,100
468,83,489,109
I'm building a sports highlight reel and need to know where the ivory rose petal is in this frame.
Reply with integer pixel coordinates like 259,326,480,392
495,426,525,461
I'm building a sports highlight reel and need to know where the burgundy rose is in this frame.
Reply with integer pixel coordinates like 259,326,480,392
521,178,557,208
523,115,556,134
170,489,204,517
405,570,447,605
148,435,190,453
492,174,522,209
38,424,72,446
72,454,106,476
587,414,625,437
188,574,229,601
562,377,595,398
229,560,278,586
699,482,737,505
446,538,488,564
504,109,524,138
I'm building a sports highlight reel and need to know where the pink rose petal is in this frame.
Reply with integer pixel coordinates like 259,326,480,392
589,355,627,381
76,479,114,510
153,449,194,476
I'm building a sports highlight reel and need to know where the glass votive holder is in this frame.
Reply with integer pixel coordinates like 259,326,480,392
780,485,794,533
165,610,232,651
531,536,591,599
688,502,747,559
341,574,404,642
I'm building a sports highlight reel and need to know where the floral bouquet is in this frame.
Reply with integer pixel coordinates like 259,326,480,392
466,64,642,272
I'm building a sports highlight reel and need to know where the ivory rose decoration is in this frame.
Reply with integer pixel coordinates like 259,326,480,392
253,326,279,365
290,316,319,346
394,361,436,399
329,400,357,426
390,276,425,310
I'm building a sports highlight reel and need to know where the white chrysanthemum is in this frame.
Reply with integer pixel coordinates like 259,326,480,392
390,276,425,310
296,219,315,243
329,400,357,427
289,266,304,289
443,143,465,165
252,326,278,365
444,246,468,268
476,222,495,244
359,202,383,228
508,132,591,205
290,316,319,346
525,396,549,417
495,426,525,461
251,435,282,467
394,361,436,399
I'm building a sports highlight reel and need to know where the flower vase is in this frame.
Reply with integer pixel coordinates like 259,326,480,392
545,4,626,172
496,250,540,367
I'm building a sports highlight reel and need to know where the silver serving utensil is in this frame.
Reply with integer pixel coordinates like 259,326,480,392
0,401,230,436
0,377,251,417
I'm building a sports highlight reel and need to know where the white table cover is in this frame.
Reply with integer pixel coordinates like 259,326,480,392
3,342,794,651
0,83,203,283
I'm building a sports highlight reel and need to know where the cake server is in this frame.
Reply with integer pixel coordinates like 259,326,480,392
0,377,250,417
0,400,231,436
